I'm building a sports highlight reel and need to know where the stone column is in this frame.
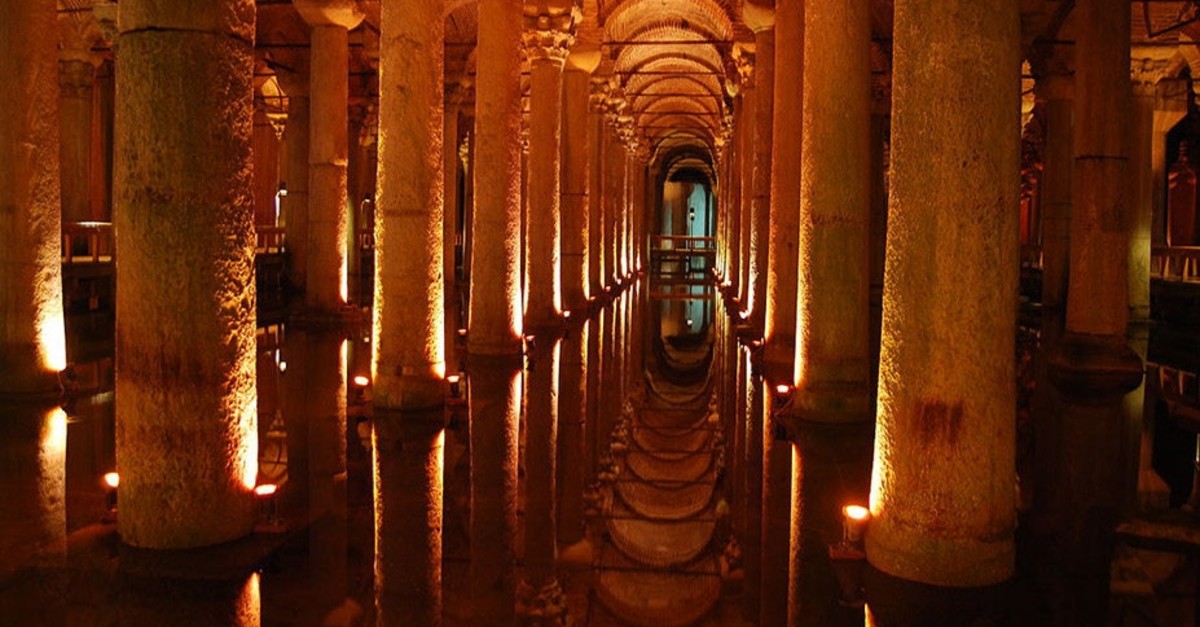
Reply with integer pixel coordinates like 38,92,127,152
0,0,66,399
277,63,312,292
296,0,363,314
603,124,623,288
58,33,97,225
522,12,574,331
587,78,608,298
1041,3,1145,620
562,64,594,311
759,0,802,621
786,0,874,624
866,0,1020,595
445,101,461,348
748,13,774,329
114,0,258,548
736,51,756,307
1127,56,1185,508
726,95,743,296
1032,53,1072,312
373,0,446,621
469,0,525,357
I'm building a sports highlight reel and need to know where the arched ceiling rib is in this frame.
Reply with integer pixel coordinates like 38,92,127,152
600,0,738,166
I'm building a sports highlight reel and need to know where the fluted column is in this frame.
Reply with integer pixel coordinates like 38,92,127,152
866,0,1019,595
114,0,258,548
296,0,363,314
373,0,446,622
0,0,66,399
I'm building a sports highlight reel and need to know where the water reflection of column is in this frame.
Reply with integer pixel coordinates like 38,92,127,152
119,572,260,626
373,0,447,621
468,362,522,625
115,0,257,548
0,0,66,398
0,405,67,580
586,314,604,477
299,331,348,619
522,340,563,617
600,302,619,445
866,0,1019,611
558,322,589,547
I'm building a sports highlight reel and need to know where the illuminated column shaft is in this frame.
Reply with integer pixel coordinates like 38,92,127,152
469,0,525,356
738,78,755,306
0,0,66,398
114,0,258,548
603,128,622,286
297,1,362,313
867,0,1019,586
562,66,593,311
764,0,802,368
279,66,312,292
1035,67,1071,312
749,27,773,327
587,79,606,298
445,104,461,353
727,97,743,293
523,21,572,330
373,0,446,622
59,58,95,224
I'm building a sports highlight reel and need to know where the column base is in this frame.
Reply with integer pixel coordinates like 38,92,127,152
862,563,1014,626
1047,332,1143,403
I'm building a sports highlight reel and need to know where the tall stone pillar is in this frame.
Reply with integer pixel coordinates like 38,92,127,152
603,124,623,287
562,62,594,311
372,0,446,621
469,0,525,357
296,0,363,313
58,28,98,226
114,0,259,548
1032,53,1073,312
587,78,608,298
748,12,774,329
736,52,755,307
1127,56,1185,508
522,12,574,331
786,0,874,624
759,0,802,622
1040,3,1144,621
726,95,743,295
277,62,312,292
445,102,462,348
0,0,66,399
866,0,1020,597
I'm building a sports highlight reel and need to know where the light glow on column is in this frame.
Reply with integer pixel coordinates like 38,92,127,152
38,312,67,372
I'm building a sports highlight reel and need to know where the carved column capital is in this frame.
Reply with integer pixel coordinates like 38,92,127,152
1130,56,1174,96
521,9,579,66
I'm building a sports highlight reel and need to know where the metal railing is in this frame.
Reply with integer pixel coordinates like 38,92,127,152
62,221,114,264
650,234,716,252
1151,246,1200,283
257,226,286,254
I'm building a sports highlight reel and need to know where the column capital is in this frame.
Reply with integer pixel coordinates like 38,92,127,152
733,42,756,87
294,0,364,29
92,1,118,46
521,9,579,66
588,76,610,112
58,2,104,65
1130,55,1176,95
